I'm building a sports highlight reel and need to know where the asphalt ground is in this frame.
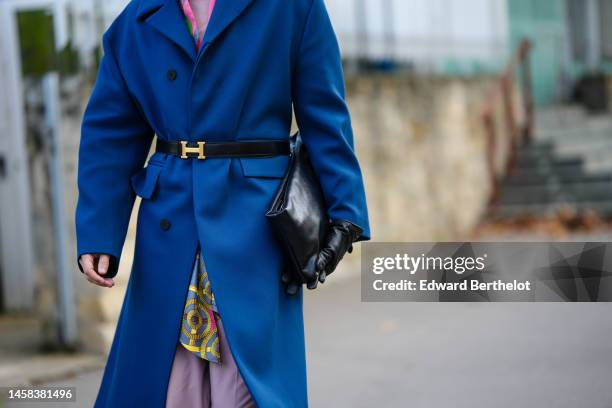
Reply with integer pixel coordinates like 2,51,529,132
5,272,612,408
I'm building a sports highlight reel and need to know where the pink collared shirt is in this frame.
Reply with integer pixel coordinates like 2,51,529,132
179,0,216,50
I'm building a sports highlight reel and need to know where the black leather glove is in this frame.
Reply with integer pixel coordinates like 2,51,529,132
281,268,302,296
282,220,363,294
311,219,363,287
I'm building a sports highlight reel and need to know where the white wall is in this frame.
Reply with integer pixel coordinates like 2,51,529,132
326,0,509,71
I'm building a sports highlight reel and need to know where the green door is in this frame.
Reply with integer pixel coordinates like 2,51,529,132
508,0,566,105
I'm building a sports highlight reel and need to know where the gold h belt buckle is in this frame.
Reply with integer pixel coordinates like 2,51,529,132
180,141,206,159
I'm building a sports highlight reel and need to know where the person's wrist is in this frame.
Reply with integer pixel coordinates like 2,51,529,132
330,219,363,249
313,220,363,283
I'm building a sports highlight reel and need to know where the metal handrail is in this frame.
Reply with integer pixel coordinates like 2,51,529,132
482,38,534,206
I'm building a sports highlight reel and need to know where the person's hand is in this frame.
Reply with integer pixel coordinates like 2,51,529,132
281,268,302,296
282,220,363,295
312,220,363,287
79,254,115,288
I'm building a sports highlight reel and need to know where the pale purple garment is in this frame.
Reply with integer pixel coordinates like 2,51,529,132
166,318,255,408
165,1,256,406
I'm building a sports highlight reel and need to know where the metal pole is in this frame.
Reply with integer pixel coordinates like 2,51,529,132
42,72,78,348
0,0,36,311
354,0,368,61
93,0,106,53
585,0,600,69
381,0,395,62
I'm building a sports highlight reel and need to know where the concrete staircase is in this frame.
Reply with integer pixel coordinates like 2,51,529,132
494,106,612,218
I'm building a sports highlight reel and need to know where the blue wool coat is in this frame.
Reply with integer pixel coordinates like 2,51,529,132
75,0,370,406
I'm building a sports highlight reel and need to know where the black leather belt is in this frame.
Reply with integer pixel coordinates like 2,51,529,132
156,138,290,160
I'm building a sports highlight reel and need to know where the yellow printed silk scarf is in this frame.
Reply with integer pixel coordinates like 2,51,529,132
179,250,221,363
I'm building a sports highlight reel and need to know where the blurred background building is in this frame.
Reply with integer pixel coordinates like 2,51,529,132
2,0,612,405
330,0,612,105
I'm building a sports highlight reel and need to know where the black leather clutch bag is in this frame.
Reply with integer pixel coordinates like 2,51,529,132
266,132,329,283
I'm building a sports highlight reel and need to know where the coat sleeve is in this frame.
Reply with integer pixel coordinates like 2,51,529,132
75,31,154,278
292,0,370,240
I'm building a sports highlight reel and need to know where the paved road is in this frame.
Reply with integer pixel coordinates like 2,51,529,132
10,275,612,408
305,277,612,408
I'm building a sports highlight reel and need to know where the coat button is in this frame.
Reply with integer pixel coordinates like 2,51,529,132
160,218,171,231
166,69,177,81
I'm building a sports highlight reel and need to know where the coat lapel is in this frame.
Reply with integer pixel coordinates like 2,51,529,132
137,0,197,61
201,0,255,47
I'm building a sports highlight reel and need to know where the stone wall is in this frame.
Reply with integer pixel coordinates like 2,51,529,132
346,73,495,242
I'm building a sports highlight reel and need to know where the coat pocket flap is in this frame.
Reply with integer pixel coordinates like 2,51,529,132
239,156,290,178
130,163,163,199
